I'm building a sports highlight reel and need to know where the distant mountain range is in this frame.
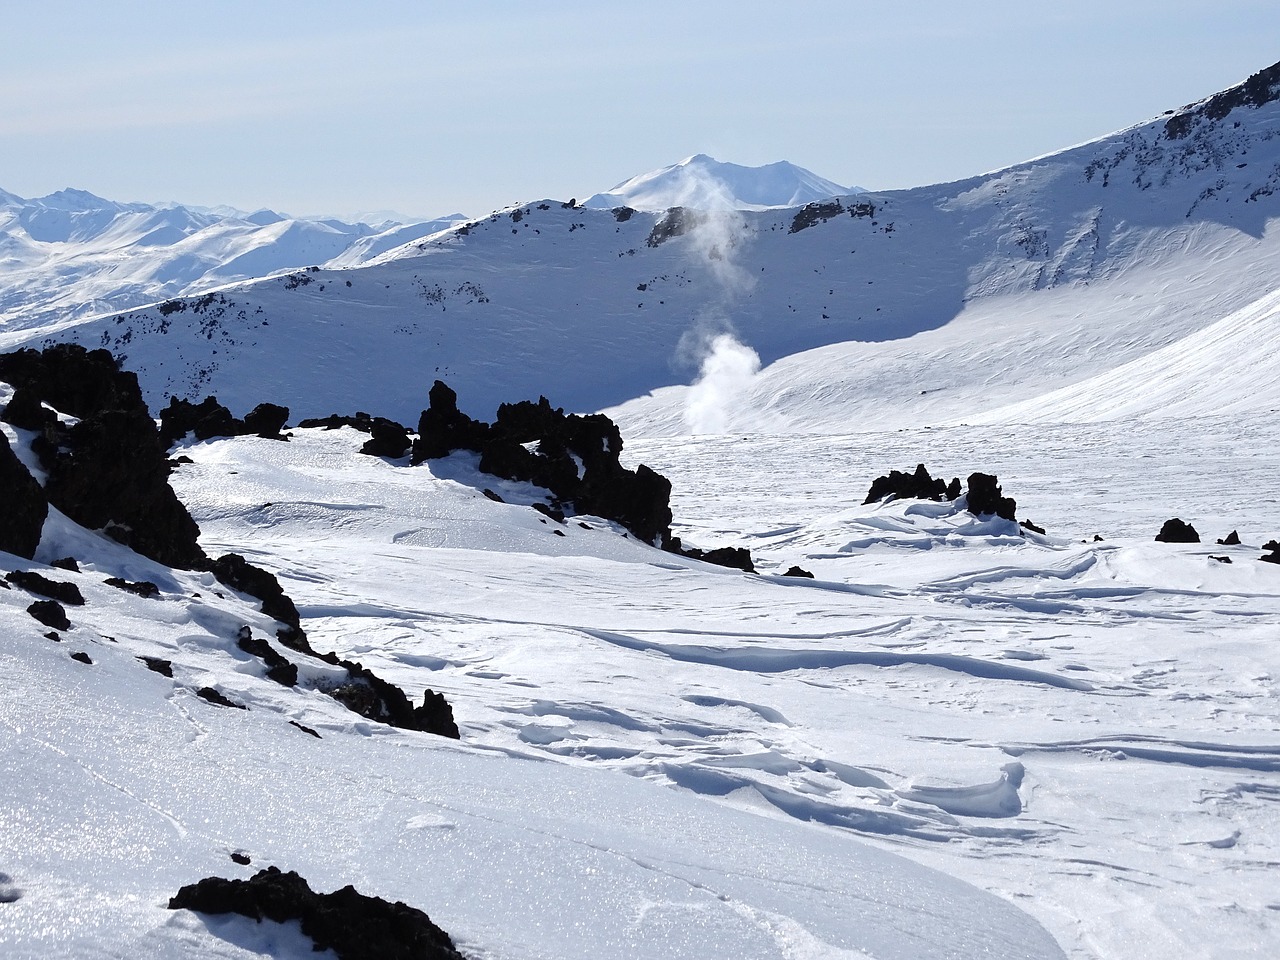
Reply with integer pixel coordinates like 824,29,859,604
583,154,859,211
0,189,464,330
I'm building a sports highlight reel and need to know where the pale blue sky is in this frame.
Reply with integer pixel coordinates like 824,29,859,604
5,1,1277,219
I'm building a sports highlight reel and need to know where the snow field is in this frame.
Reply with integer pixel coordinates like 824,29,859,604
148,417,1280,958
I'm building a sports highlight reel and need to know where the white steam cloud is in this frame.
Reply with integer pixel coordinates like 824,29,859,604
665,163,763,434
682,333,762,435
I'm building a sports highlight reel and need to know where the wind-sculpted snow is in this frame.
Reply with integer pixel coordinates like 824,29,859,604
580,627,1095,690
136,413,1279,957
0,452,1069,958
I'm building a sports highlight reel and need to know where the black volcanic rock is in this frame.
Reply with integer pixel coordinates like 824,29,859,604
782,565,815,578
864,464,960,505
1,345,206,569
169,867,463,960
197,687,246,709
329,659,460,740
1166,61,1280,139
44,407,206,569
104,577,160,598
1217,530,1241,546
673,544,755,572
412,381,677,547
360,419,411,458
159,396,240,447
0,344,146,418
140,656,173,677
159,397,288,446
27,600,70,631
1156,518,1200,543
5,571,84,606
1,385,55,431
236,627,298,687
965,473,1017,521
0,431,47,560
412,380,489,462
210,554,303,638
243,402,290,438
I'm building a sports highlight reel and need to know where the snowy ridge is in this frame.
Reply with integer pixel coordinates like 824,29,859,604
582,154,857,211
4,63,1278,433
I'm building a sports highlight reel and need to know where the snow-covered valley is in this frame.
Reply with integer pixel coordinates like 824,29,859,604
3,60,1280,960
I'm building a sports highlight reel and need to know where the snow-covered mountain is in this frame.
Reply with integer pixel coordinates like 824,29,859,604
10,62,1279,436
582,154,857,211
0,188,464,331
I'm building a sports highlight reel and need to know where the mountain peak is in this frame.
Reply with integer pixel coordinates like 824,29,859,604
584,156,859,212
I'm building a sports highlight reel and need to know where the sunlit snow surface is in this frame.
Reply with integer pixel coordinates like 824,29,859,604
5,416,1267,958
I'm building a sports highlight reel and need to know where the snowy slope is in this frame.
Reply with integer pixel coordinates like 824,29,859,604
0,408,1071,960
6,63,1279,432
582,154,857,211
108,414,1280,957
0,188,463,331
5,394,1278,957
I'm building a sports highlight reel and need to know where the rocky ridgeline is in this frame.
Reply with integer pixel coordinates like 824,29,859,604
0,344,458,739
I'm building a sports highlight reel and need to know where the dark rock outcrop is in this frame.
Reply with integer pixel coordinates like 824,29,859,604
197,687,246,709
168,867,463,960
1217,530,1241,546
27,600,70,630
44,407,206,568
864,465,1016,522
864,464,961,505
236,627,299,687
104,577,160,598
965,473,1017,521
210,554,304,645
782,565,815,578
1165,61,1280,139
329,661,460,740
0,344,146,418
295,412,411,458
411,381,489,463
140,656,173,677
360,419,411,458
1,345,205,569
1260,539,1280,564
673,544,756,573
412,381,676,547
0,432,47,559
5,570,84,606
242,403,290,438
1156,518,1200,543
159,396,239,446
1,385,54,431
159,397,289,447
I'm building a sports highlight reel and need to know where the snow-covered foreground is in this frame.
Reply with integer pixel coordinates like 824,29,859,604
27,411,1254,959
